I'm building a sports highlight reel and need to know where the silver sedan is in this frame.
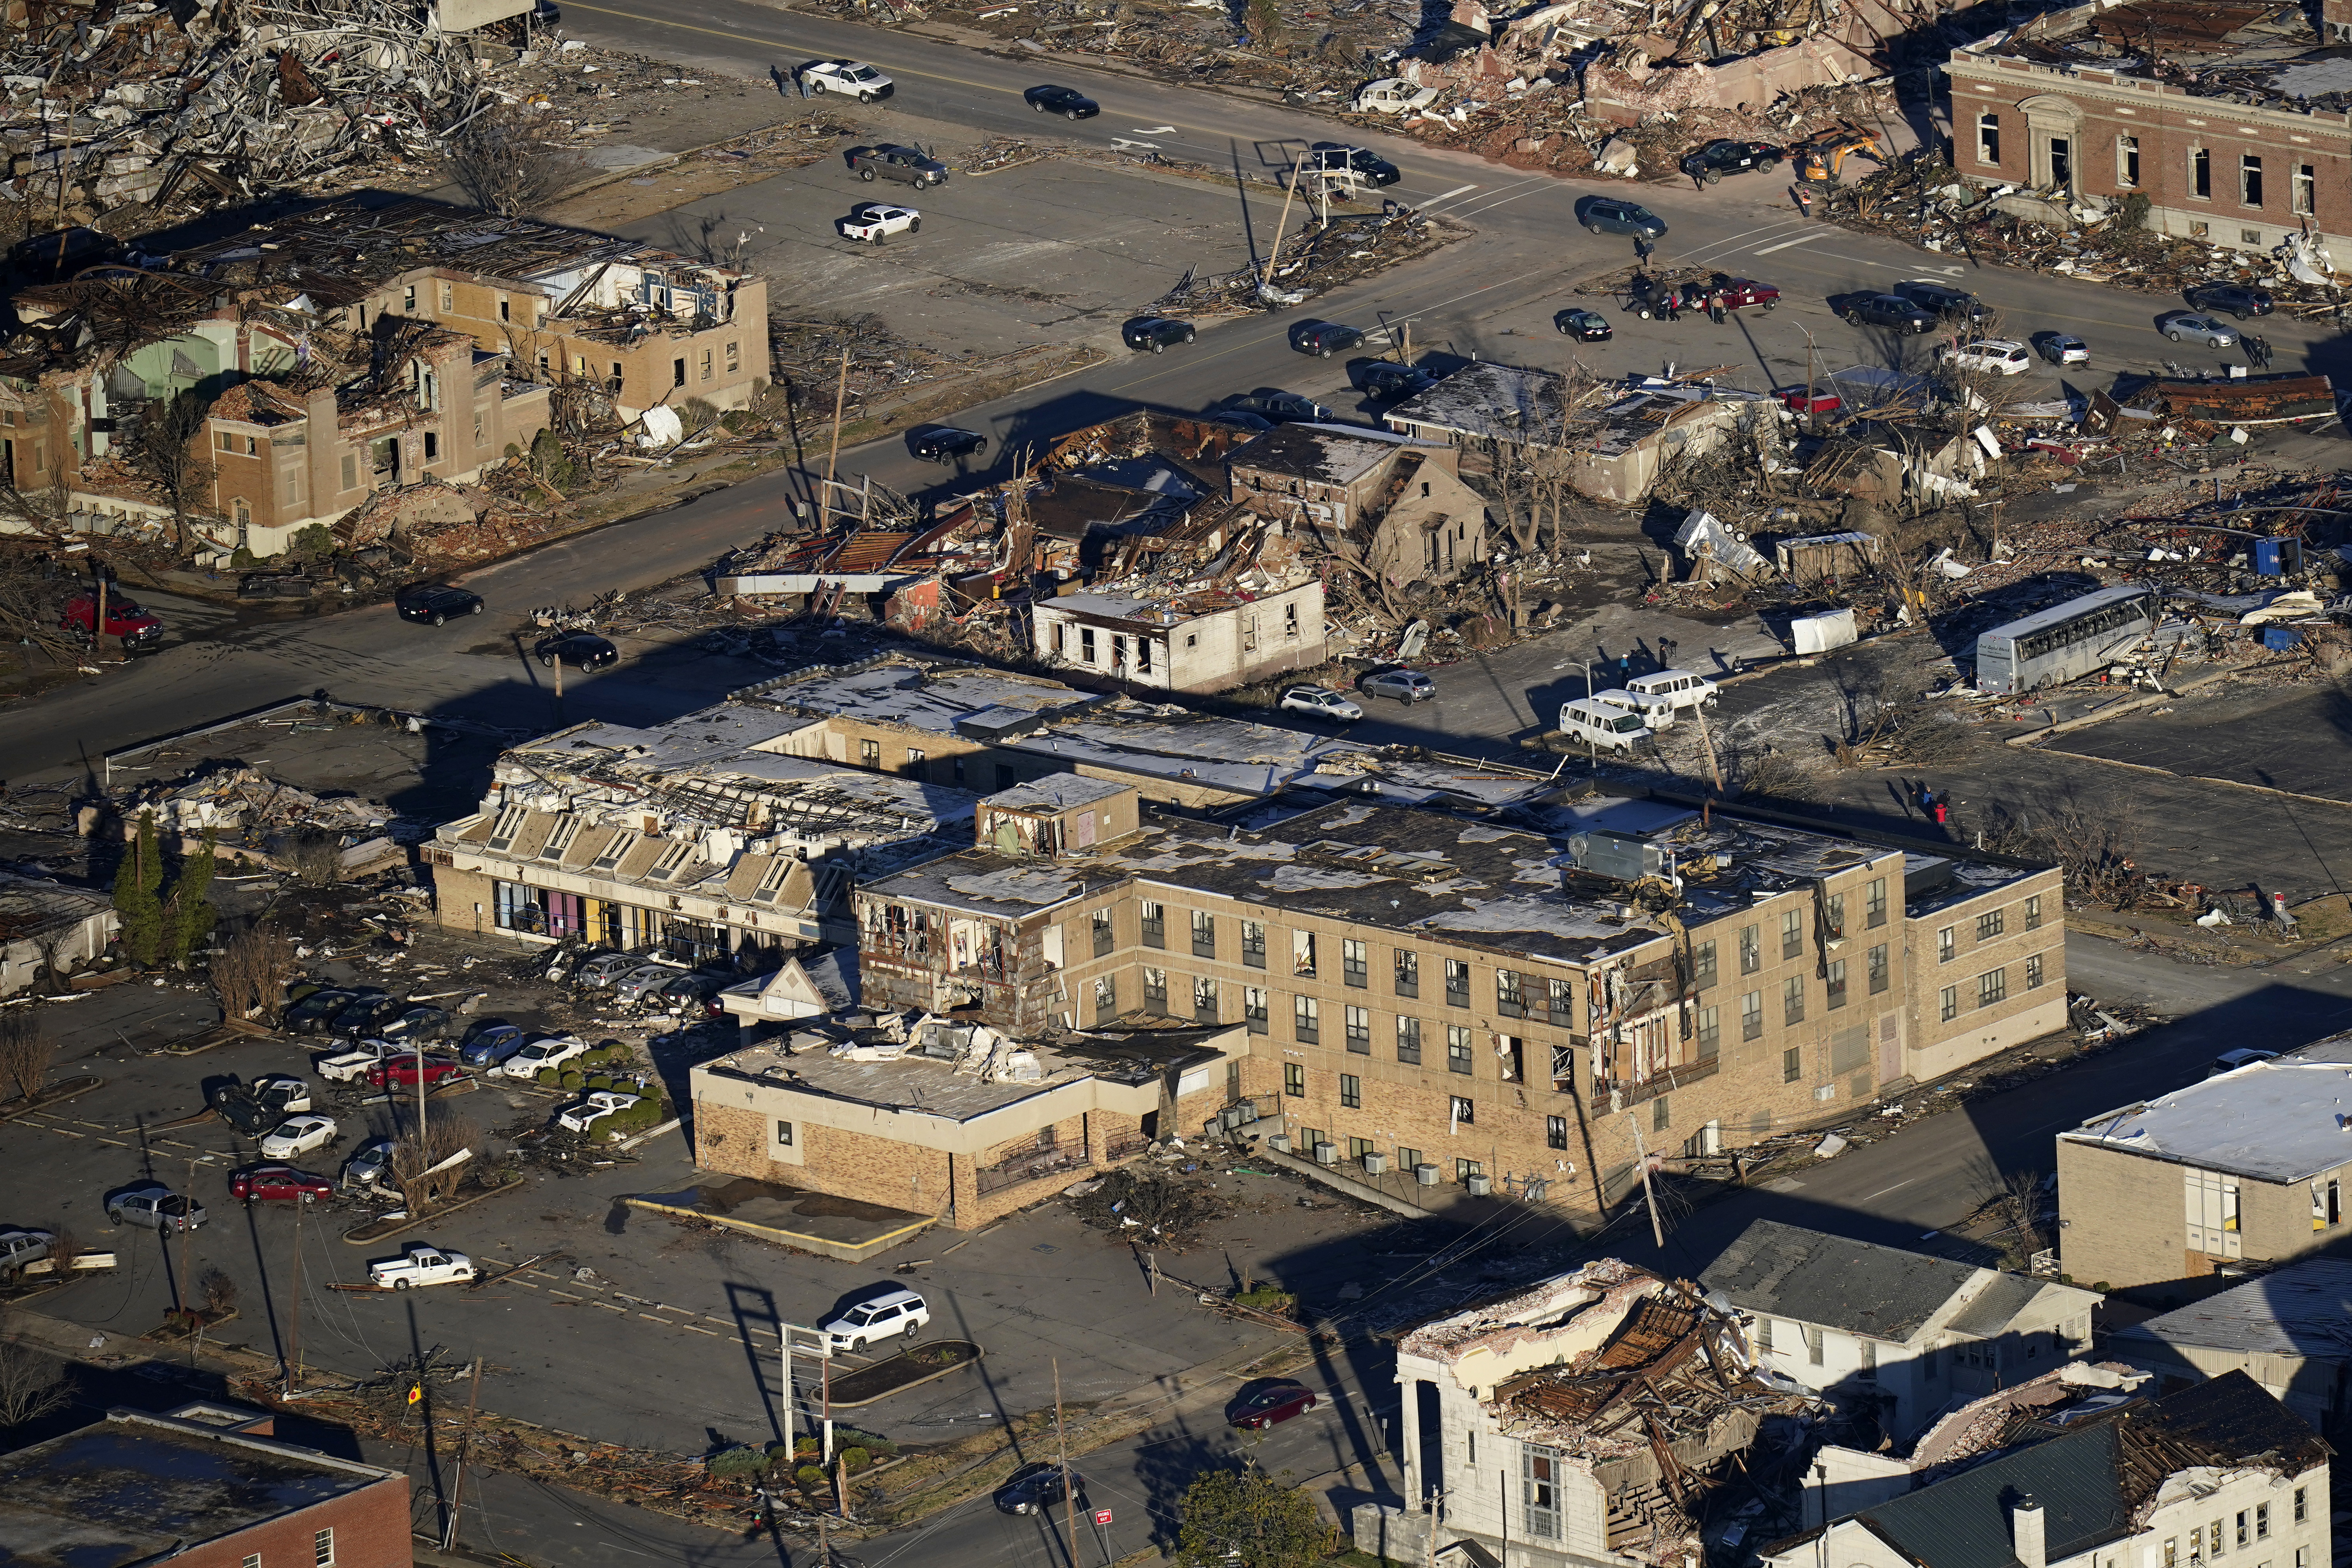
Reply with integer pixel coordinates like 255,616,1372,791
2158,311,2239,347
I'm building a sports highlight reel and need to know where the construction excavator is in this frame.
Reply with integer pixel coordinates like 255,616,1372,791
1791,123,1886,184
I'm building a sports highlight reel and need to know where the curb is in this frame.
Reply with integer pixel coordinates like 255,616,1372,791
0,1077,105,1121
2004,668,2232,746
342,1176,526,1245
825,1339,984,1409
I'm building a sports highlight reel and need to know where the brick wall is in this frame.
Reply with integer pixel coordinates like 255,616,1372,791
1907,871,2068,1081
176,1473,412,1568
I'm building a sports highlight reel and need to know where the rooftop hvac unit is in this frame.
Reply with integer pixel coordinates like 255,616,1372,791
1362,1153,1388,1176
1314,1142,1338,1165
1232,1102,1261,1126
1414,1163,1440,1186
1268,1133,1293,1154
1466,1173,1492,1196
1219,1108,1244,1130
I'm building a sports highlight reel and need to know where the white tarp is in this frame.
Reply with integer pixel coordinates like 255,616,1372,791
1673,508,1770,577
1790,608,1857,655
637,405,683,448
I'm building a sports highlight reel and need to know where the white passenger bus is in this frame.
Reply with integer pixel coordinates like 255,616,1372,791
1973,585,2156,695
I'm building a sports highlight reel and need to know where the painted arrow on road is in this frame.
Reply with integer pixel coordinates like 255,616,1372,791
1132,124,1177,134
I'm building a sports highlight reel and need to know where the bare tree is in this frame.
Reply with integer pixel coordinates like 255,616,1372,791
212,922,296,1023
392,1115,480,1215
1833,644,1976,769
0,1012,51,1106
122,390,219,553
1979,789,2143,905
443,101,590,217
285,829,342,887
0,1315,71,1431
196,1267,240,1319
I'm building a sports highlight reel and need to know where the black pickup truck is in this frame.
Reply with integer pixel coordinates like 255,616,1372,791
846,144,949,189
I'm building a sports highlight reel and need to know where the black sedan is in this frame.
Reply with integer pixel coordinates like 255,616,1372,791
285,988,363,1034
1554,307,1612,341
1220,389,1332,423
1349,358,1434,399
2183,281,2274,318
1838,293,1936,333
396,584,483,625
994,1464,1086,1515
908,425,987,463
1122,315,1196,353
1679,138,1782,181
535,632,619,671
330,994,410,1039
1308,141,1401,186
1289,320,1366,357
1024,84,1098,119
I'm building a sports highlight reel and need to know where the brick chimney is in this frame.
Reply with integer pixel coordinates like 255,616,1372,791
2012,1494,2047,1568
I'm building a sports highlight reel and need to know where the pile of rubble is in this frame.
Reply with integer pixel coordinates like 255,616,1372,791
115,759,402,878
1067,1164,1229,1248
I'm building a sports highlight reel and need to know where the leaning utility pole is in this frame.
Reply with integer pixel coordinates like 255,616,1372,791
822,344,851,519
1260,170,1303,294
285,1193,305,1398
1055,1359,1080,1566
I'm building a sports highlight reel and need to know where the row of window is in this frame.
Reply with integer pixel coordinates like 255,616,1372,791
240,1530,336,1568
1972,115,2318,215
1935,955,2044,1021
2160,1494,2307,1568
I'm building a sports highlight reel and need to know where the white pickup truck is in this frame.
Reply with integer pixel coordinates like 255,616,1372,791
318,1040,395,1082
838,203,920,244
368,1243,476,1290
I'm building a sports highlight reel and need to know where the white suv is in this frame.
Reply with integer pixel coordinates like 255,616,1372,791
1937,338,2031,376
1278,685,1363,721
820,1288,930,1351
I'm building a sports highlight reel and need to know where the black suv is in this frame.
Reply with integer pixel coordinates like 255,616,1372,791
1307,142,1401,186
1840,293,1936,333
1349,359,1434,399
1122,315,1196,353
1892,279,1991,323
1679,138,1782,182
397,584,483,625
1575,196,1667,238
908,425,987,463
1289,321,1366,357
1024,83,1098,118
2183,281,2274,318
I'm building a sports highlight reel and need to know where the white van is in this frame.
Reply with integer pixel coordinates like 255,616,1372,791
1559,698,1651,752
1624,668,1719,712
1593,687,1675,729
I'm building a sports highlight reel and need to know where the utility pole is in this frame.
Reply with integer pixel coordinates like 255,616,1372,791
1260,169,1303,295
1628,1120,1666,1247
178,1155,194,1316
441,1359,485,1552
286,1193,304,1398
822,343,851,518
1054,1359,1080,1567
780,1325,795,1449
1693,700,1726,795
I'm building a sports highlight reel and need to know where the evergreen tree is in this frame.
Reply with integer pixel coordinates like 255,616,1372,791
163,828,218,967
111,811,163,967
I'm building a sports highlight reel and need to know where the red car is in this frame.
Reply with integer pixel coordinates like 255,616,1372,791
60,591,164,649
229,1164,334,1204
1229,1380,1320,1431
365,1055,467,1090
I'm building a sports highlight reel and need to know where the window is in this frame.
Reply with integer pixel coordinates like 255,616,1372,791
1938,926,1955,963
1193,976,1219,1024
1450,1095,1474,1127
1396,1016,1422,1065
314,1531,335,1568
245,1556,262,1568
1825,893,1846,939
341,452,357,490
2314,1177,2341,1230
1977,909,2006,941
1191,909,1215,958
1294,930,1318,978
441,281,454,312
775,1120,795,1147
1245,987,1268,1034
1979,969,2007,1007
1546,1115,1568,1151
2294,1490,2307,1524
2257,1504,2270,1539
422,430,440,462
217,430,233,451
1524,1444,1561,1540
2025,953,2044,989
1342,938,1368,988
1141,901,1165,948
2025,894,2043,930
2212,1519,2225,1558
1447,1025,1474,1075
1345,1005,1370,1054
474,412,485,447
1548,976,1577,1026
2118,133,2140,188
2238,1514,2250,1550
1782,976,1805,1025
1394,948,1419,996
1143,967,1167,1014
1284,1063,1305,1097
1653,1095,1670,1132
1744,991,1764,1043
1868,943,1889,996
1866,877,1887,928
1977,112,2000,165
1858,1338,1878,1381
1755,1317,1774,1354
1692,940,1716,989
1080,627,1096,664
1496,969,1524,1017
1739,923,1760,974
1242,920,1266,969
1093,975,1116,1021
1398,1145,1422,1175
2192,145,2212,199
2167,1541,2180,1568
726,339,741,373
2048,134,2072,188
1092,909,1113,957
859,738,881,769
1444,957,1469,1007
672,356,687,387
2295,163,2316,216
1339,1073,1361,1109
2243,154,2264,208
1804,1325,1825,1365
1294,996,1319,1043
1696,1005,1720,1058
2243,227,2263,246
1783,1045,1801,1083
1940,985,1959,1023
1781,909,1803,959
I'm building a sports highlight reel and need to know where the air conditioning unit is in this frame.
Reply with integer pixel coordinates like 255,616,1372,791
1363,1153,1388,1175
1219,1107,1244,1130
1466,1173,1493,1196
1232,1102,1260,1126
1314,1142,1338,1165
1414,1163,1440,1186
1268,1133,1293,1154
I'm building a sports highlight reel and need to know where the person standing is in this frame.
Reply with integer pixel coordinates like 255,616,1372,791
1708,290,1725,324
1664,288,1681,323
1633,233,1654,266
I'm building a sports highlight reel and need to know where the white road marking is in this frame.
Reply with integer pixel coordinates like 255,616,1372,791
1418,182,1479,208
1766,1176,1805,1192
1132,124,1176,134
1864,1178,1916,1200
1752,233,1828,255
1110,138,1159,151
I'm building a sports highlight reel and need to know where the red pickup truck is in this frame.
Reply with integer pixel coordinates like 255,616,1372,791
1708,276,1781,312
60,591,163,650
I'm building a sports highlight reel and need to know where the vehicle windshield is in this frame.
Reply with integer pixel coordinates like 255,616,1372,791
1610,714,1645,733
160,1196,192,1214
846,65,878,79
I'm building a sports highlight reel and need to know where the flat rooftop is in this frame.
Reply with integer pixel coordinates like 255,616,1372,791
0,1411,397,1568
2062,1059,2352,1182
740,661,1102,737
1962,0,2341,112
2114,1259,2352,1360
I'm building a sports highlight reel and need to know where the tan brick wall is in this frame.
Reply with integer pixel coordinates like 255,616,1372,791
2056,1138,2182,1289
1907,870,2067,1080
697,1099,957,1217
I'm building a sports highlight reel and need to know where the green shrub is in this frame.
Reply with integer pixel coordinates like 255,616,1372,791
535,1067,559,1086
794,1465,826,1491
558,1068,586,1090
586,1074,612,1092
794,1437,819,1459
288,523,335,561
706,1445,767,1479
765,1441,795,1469
230,546,258,569
1234,1286,1296,1313
838,1428,897,1457
840,1447,871,1475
